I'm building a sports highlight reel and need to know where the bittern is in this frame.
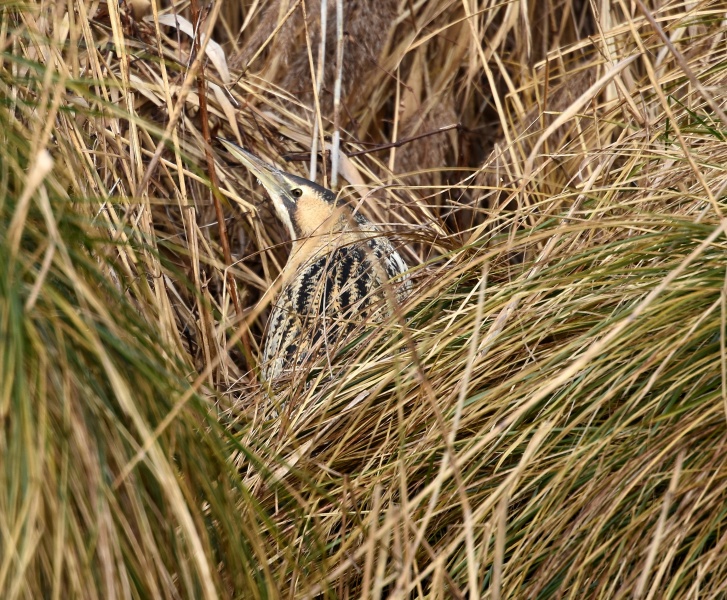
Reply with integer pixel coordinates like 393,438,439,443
219,139,411,381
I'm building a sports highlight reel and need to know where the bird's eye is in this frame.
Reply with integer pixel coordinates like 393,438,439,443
291,188,303,198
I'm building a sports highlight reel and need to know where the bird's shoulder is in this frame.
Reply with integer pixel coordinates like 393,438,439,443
279,240,388,317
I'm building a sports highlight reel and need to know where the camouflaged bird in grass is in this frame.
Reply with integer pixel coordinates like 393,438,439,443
219,139,411,382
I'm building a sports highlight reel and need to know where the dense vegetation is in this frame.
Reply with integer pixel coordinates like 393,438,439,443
1,0,726,597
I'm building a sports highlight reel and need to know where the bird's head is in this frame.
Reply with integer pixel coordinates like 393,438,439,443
219,138,345,242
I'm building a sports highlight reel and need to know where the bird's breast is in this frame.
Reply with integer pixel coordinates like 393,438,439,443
262,234,410,381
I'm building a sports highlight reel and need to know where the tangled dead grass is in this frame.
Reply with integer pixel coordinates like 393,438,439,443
2,0,727,597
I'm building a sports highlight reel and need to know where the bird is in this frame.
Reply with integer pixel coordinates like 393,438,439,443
218,139,411,382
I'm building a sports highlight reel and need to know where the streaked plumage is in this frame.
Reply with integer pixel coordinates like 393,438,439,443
219,139,410,381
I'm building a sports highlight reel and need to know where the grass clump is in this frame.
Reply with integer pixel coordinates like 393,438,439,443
2,0,727,597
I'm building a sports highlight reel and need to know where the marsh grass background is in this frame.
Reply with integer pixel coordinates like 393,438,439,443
1,0,727,597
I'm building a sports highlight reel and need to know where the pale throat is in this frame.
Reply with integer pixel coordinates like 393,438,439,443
291,195,351,243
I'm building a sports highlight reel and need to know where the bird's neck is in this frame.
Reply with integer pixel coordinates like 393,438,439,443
282,212,370,280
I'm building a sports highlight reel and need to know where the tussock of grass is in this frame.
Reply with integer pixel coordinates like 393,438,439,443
1,0,726,597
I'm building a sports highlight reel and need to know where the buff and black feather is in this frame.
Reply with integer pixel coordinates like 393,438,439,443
219,139,410,381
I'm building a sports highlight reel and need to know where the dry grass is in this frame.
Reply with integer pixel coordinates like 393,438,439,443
2,0,727,597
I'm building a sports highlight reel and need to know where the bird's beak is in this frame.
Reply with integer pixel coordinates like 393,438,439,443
217,138,288,198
